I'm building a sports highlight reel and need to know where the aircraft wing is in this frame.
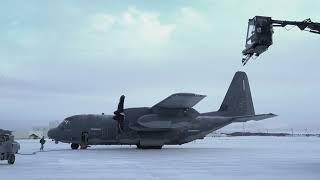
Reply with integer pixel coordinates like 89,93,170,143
152,93,206,109
133,93,205,130
231,113,277,122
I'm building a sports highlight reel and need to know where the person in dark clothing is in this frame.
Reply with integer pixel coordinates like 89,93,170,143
40,136,46,151
81,132,88,149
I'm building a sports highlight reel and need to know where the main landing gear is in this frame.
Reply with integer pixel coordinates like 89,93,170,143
70,143,87,149
71,143,79,150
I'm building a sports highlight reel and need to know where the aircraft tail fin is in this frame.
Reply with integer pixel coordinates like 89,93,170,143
218,71,255,116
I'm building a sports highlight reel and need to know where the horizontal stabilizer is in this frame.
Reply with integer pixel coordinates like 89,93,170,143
231,113,277,123
153,93,206,109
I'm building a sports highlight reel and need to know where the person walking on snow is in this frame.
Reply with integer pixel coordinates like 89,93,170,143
40,136,46,151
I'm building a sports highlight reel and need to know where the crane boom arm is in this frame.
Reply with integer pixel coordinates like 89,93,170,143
272,19,320,34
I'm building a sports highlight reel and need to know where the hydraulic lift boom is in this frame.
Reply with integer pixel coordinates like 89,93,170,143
242,16,320,65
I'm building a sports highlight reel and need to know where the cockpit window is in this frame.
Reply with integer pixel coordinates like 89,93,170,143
58,119,71,130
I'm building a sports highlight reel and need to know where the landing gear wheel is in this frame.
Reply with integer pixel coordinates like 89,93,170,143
8,154,15,164
80,145,88,149
136,144,142,149
71,143,79,150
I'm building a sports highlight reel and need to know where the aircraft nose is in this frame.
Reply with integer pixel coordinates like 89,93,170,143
48,128,58,139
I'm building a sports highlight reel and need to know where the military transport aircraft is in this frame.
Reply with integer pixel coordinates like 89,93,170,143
48,71,276,149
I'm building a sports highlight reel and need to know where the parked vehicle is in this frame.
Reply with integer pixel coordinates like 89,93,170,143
0,131,20,164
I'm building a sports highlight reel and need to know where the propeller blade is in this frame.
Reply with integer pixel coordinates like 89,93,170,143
114,95,125,115
113,95,126,133
118,95,125,112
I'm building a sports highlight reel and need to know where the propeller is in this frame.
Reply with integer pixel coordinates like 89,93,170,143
113,95,125,133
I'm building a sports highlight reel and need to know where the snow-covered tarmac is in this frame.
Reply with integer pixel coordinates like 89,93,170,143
1,136,320,180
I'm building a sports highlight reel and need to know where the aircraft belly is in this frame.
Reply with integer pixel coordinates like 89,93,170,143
139,139,166,146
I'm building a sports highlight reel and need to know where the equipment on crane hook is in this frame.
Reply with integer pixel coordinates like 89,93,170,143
242,16,320,66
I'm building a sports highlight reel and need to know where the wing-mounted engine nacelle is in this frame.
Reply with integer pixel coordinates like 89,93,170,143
126,107,199,131
137,114,194,130
125,93,205,131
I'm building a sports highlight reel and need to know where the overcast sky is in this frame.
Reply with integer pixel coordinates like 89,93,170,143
1,0,320,132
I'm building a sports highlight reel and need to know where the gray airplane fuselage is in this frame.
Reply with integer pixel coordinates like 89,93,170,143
48,108,232,146
48,72,276,149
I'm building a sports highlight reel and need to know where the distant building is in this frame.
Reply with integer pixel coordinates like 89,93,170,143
28,127,46,139
29,133,40,139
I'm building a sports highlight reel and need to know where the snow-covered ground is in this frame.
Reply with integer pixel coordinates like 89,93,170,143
1,137,320,180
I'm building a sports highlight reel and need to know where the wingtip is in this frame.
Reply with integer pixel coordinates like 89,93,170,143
268,113,278,117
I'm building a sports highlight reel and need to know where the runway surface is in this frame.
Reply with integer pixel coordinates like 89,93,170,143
1,136,320,180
